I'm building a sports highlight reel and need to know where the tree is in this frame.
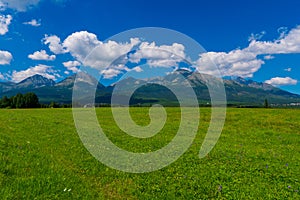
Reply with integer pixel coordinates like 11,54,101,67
264,98,269,108
13,93,25,108
0,92,40,109
24,92,40,108
0,96,11,108
49,101,60,108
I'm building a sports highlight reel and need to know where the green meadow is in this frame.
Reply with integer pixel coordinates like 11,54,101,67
0,108,300,199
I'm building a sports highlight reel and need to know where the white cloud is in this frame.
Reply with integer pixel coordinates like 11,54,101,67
43,31,142,75
0,14,12,35
246,25,300,54
10,64,60,82
62,60,81,73
84,38,140,69
129,42,186,67
226,59,264,78
265,77,297,86
100,64,130,79
45,31,187,79
264,55,274,60
0,0,40,12
62,31,100,62
0,72,4,80
248,31,266,41
277,27,288,39
0,50,12,65
100,65,144,79
132,66,143,72
284,67,292,72
28,50,56,61
23,19,41,27
42,25,300,80
196,25,300,78
62,31,140,69
196,50,262,78
64,70,70,75
101,68,122,79
43,34,66,54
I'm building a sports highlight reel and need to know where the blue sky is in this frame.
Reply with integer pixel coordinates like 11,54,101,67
0,0,300,93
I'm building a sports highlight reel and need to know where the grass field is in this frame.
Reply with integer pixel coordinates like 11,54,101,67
1,108,300,199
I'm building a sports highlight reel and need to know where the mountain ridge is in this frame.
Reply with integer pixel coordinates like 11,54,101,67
0,71,299,106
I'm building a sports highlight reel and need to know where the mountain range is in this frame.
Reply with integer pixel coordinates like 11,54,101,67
0,70,300,106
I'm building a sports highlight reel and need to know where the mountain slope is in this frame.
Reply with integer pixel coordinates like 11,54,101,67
16,74,55,89
0,71,300,106
34,72,105,104
110,70,300,105
0,75,55,94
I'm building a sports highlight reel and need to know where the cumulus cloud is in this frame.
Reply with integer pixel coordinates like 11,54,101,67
265,77,297,86
43,31,143,78
28,50,56,61
45,30,187,74
196,50,263,78
100,64,130,79
23,19,41,27
63,31,140,69
101,68,122,79
43,25,300,80
284,67,292,72
245,25,300,54
62,31,101,62
129,42,186,67
0,0,40,12
0,14,12,35
62,60,81,73
10,64,60,82
0,50,12,65
43,34,66,54
196,25,300,78
85,38,140,69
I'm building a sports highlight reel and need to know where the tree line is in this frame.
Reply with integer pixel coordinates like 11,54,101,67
0,92,40,108
0,92,273,109
0,93,73,109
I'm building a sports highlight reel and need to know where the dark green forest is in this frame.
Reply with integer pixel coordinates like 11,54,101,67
0,92,40,108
